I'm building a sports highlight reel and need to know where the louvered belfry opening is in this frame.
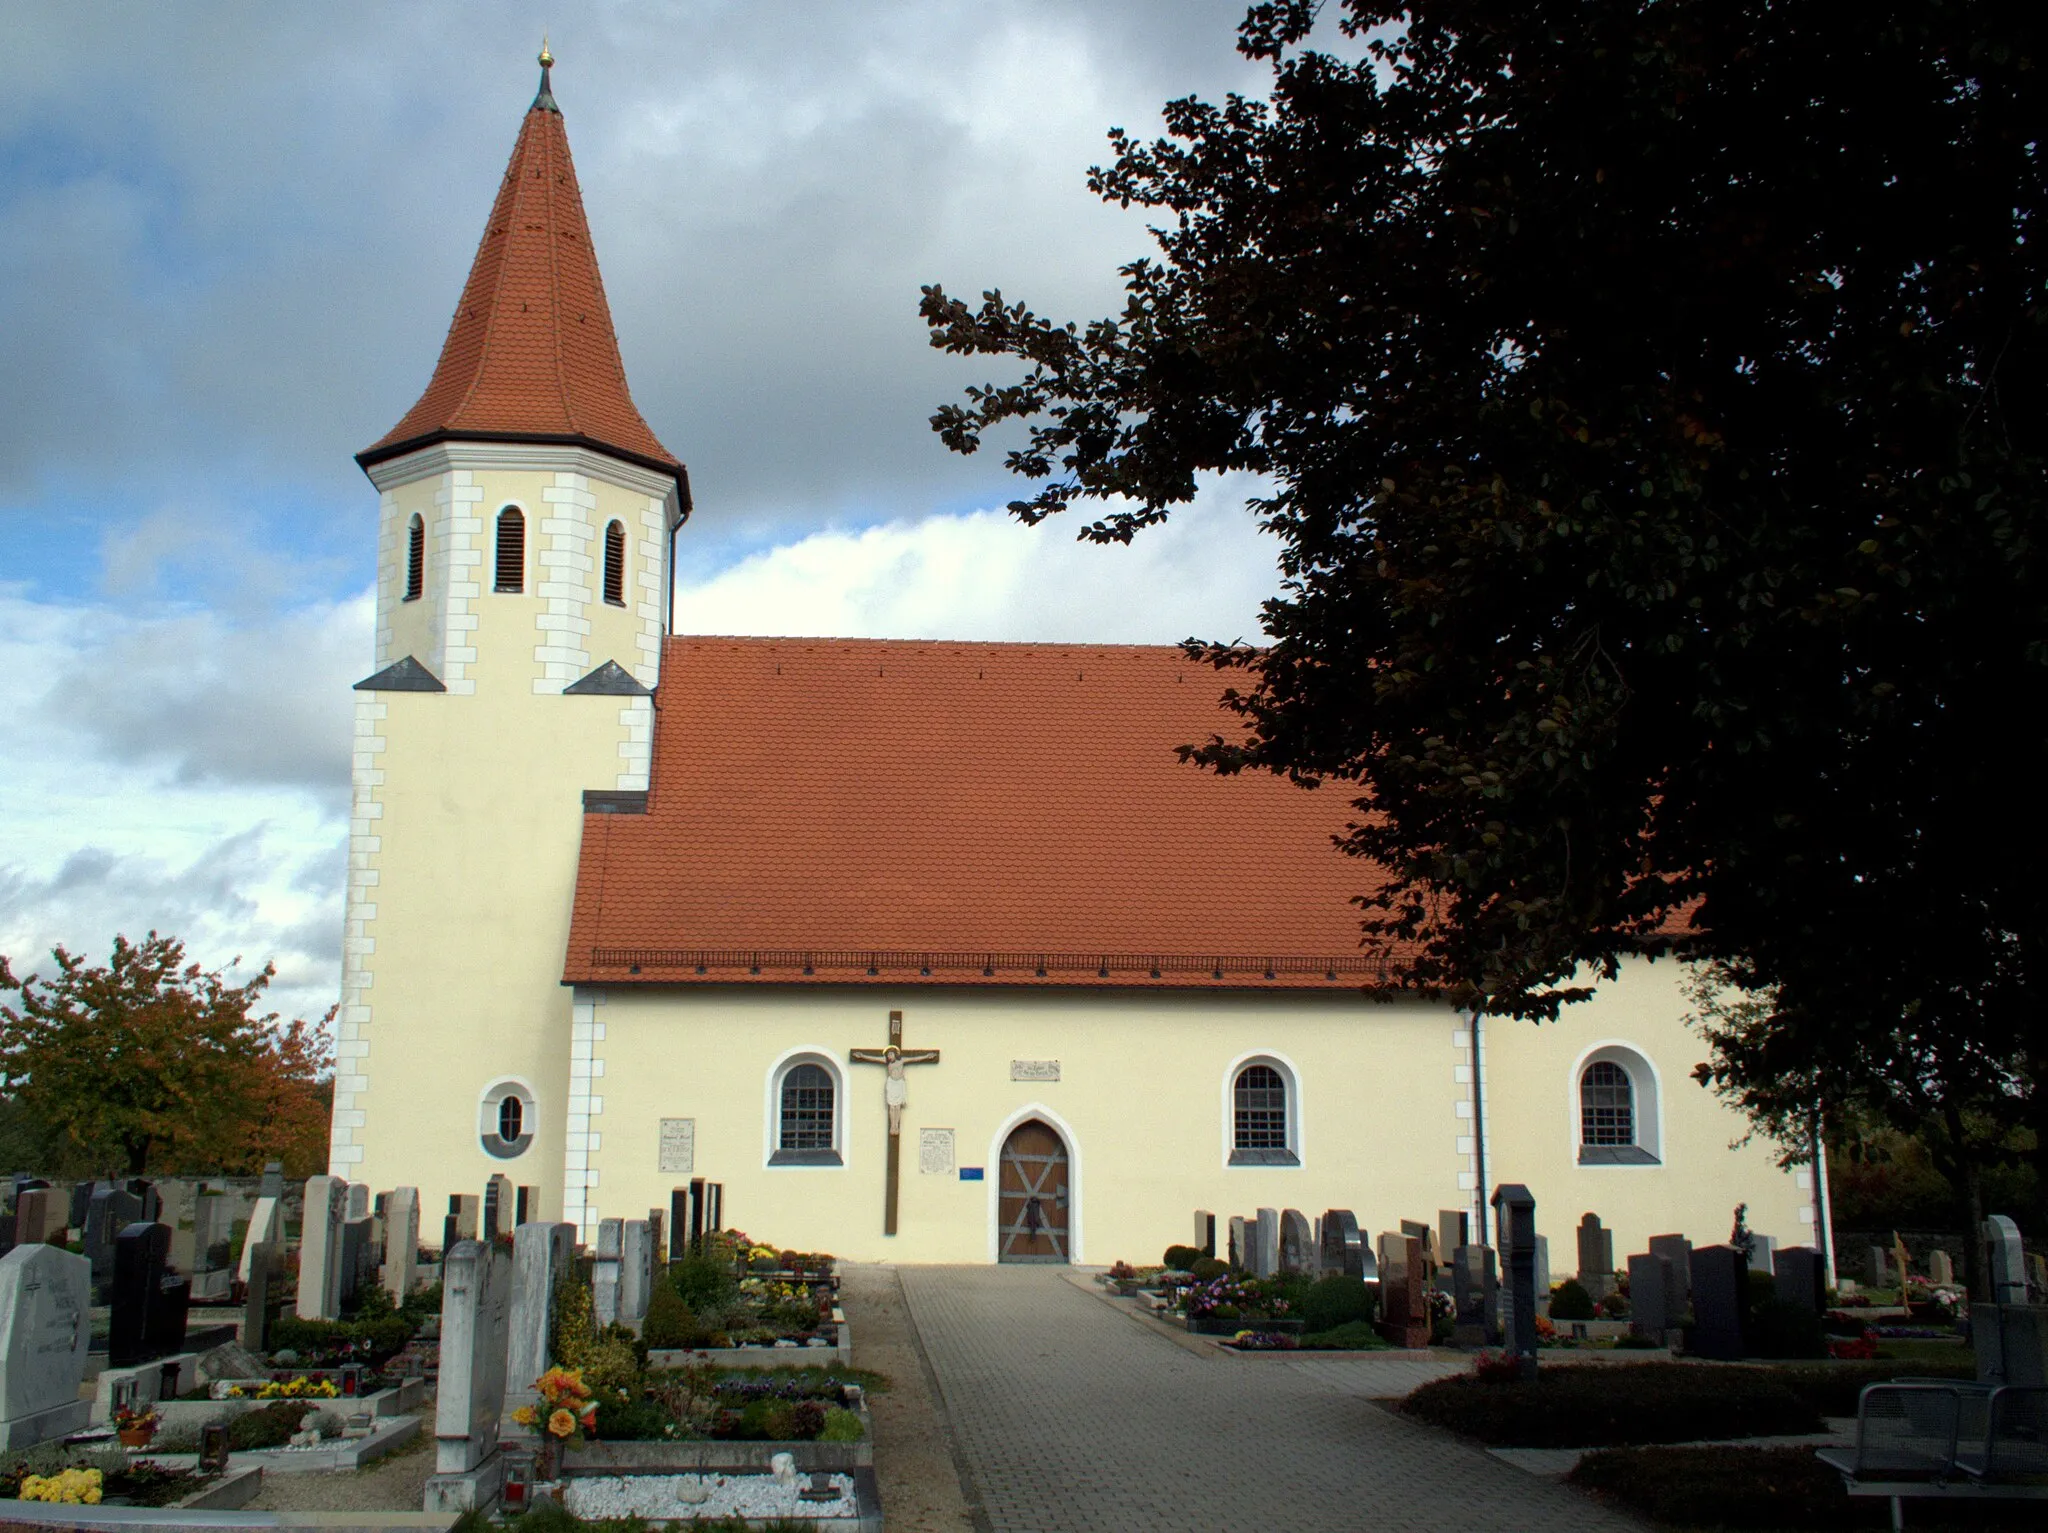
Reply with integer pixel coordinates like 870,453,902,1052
603,520,626,606
405,514,425,601
495,507,525,592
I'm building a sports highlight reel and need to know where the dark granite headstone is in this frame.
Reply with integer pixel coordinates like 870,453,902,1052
1378,1235,1430,1346
243,1241,279,1352
669,1188,689,1261
109,1220,171,1367
688,1178,707,1255
707,1183,723,1235
338,1219,369,1306
1438,1210,1469,1267
1493,1183,1539,1376
147,1273,191,1355
1648,1234,1694,1307
1775,1246,1826,1315
86,1187,144,1299
1629,1252,1672,1337
1688,1244,1748,1360
125,1179,159,1224
68,1182,95,1233
1279,1210,1314,1275
1452,1244,1500,1347
1320,1210,1365,1279
482,1175,511,1241
516,1186,539,1228
1577,1213,1616,1298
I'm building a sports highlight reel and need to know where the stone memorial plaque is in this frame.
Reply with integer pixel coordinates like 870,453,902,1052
919,1128,956,1175
1009,1060,1060,1082
658,1118,695,1175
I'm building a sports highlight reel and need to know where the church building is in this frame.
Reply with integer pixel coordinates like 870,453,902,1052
331,52,1818,1270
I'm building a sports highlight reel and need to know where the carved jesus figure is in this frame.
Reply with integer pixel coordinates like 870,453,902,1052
883,1046,908,1135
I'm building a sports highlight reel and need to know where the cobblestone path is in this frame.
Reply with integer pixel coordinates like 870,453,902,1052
898,1265,1642,1533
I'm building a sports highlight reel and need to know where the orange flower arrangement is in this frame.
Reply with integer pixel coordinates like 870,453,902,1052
511,1366,599,1444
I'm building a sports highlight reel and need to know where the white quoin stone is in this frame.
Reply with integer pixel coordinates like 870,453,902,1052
0,1245,93,1449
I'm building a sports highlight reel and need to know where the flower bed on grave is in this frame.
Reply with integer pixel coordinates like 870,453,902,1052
641,1231,842,1352
0,1446,225,1509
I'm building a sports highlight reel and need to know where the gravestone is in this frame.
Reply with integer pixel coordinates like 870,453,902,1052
384,1187,420,1301
1253,1209,1280,1280
1227,1216,1248,1270
482,1175,512,1241
1400,1219,1435,1269
347,1184,371,1222
1377,1235,1430,1347
1451,1244,1500,1347
687,1179,707,1255
505,1223,575,1430
518,1186,541,1227
1689,1245,1748,1360
160,1181,199,1275
297,1176,347,1321
1493,1184,1539,1376
259,1162,284,1199
424,1239,513,1512
85,1186,143,1299
0,1245,92,1448
1629,1252,1672,1338
1320,1210,1365,1279
13,1189,54,1248
190,1192,233,1299
1534,1234,1551,1310
1438,1210,1469,1268
108,1221,171,1367
2028,1253,2048,1302
708,1182,723,1235
1985,1216,2026,1303
71,1183,102,1234
238,1195,283,1285
1867,1245,1891,1288
619,1220,656,1328
444,1194,480,1255
648,1208,665,1264
1193,1210,1215,1259
1278,1211,1313,1276
1648,1235,1694,1309
669,1189,690,1260
242,1241,280,1353
1775,1246,1826,1315
1749,1234,1778,1277
593,1218,624,1327
1576,1214,1616,1299
338,1217,370,1309
1928,1249,1955,1288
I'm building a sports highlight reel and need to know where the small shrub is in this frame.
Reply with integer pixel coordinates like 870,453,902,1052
670,1254,736,1309
1399,1363,1822,1448
642,1283,696,1349
1598,1289,1630,1318
1614,1332,1663,1349
819,1406,863,1442
788,1401,826,1439
1548,1279,1597,1321
227,1401,314,1451
1746,1299,1827,1360
1299,1321,1388,1350
1300,1275,1375,1334
1569,1445,1854,1528
1162,1244,1204,1271
1189,1257,1228,1281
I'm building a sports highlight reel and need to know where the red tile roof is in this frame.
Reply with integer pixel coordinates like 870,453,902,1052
358,68,683,485
563,638,1409,989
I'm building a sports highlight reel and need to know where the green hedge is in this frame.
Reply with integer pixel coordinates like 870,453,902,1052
1569,1445,1857,1528
1400,1363,1823,1447
1763,1360,1974,1417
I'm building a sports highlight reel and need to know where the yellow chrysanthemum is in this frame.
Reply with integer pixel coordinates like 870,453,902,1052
512,1405,538,1427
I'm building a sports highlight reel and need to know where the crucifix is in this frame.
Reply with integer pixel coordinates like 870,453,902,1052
849,1010,940,1236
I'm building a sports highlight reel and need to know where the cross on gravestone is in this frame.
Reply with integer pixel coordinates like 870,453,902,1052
1576,1213,1616,1299
1321,1211,1365,1280
1279,1211,1314,1275
1689,1245,1748,1360
1492,1184,1539,1377
849,1010,941,1237
1984,1216,2027,1303
0,1245,92,1450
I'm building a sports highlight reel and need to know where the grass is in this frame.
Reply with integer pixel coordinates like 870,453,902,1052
678,1363,889,1395
1569,1444,2045,1530
1400,1363,1823,1448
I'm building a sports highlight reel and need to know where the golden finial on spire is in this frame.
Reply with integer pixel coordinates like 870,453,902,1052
539,32,554,69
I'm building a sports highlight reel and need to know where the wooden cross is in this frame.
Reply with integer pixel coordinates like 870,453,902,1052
849,1010,940,1236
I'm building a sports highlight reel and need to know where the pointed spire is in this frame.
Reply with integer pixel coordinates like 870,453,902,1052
358,50,685,492
533,34,559,114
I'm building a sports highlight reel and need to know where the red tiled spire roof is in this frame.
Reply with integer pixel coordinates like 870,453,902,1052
358,52,684,488
563,638,1413,989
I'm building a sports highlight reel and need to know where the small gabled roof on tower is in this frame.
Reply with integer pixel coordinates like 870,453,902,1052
358,44,685,491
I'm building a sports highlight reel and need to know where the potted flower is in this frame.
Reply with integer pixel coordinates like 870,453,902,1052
510,1366,599,1485
113,1405,159,1449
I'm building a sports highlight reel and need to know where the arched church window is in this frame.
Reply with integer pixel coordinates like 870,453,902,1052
405,514,425,602
768,1055,843,1166
1229,1059,1300,1166
498,1094,523,1141
603,520,626,606
1575,1046,1662,1165
495,507,525,593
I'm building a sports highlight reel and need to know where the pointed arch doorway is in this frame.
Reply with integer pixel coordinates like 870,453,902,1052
997,1118,1070,1263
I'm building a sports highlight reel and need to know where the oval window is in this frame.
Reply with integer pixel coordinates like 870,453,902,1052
498,1094,524,1141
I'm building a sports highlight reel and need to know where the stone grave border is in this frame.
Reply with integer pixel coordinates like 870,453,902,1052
563,1395,875,1472
551,1463,884,1533
646,1303,851,1367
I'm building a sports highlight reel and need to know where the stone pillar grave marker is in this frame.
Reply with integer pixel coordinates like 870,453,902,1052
383,1188,420,1301
297,1176,347,1321
424,1239,513,1512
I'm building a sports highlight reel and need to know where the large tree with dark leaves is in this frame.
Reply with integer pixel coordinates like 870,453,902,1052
922,0,2047,1217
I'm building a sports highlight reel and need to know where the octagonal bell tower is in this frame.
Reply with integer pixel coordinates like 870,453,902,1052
333,45,689,1226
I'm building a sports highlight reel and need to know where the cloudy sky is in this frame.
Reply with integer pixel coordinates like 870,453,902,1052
0,1,1296,1024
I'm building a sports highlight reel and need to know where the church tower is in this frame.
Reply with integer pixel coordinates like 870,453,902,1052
332,46,688,1218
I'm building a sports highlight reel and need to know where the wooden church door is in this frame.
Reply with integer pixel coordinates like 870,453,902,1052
997,1120,1069,1263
